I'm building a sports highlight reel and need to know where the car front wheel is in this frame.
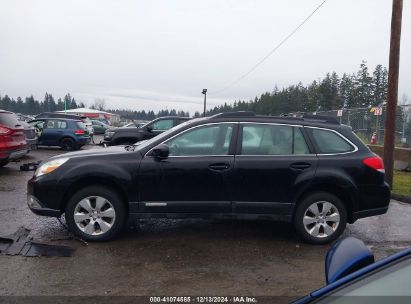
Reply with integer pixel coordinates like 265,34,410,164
293,192,347,244
65,186,126,241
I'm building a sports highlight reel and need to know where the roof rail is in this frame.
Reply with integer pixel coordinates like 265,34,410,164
211,111,256,118
302,114,340,125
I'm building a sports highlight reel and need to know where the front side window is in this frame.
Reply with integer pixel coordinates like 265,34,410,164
164,124,233,156
310,128,354,154
152,119,174,131
241,124,310,155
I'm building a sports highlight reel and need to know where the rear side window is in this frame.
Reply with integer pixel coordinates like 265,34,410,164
0,112,21,127
241,124,310,155
46,120,68,129
310,128,354,154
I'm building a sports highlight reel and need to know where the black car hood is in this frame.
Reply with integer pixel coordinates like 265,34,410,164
50,146,131,160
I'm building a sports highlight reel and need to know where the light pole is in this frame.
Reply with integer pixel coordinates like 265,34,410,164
202,89,207,117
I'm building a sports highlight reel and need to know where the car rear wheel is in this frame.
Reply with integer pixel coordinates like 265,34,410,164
65,186,126,241
60,138,75,151
0,160,9,168
293,192,347,244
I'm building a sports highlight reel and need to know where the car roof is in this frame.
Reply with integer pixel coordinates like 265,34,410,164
204,112,342,128
31,118,82,122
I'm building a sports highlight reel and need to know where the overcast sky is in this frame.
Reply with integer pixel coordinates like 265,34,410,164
0,0,410,114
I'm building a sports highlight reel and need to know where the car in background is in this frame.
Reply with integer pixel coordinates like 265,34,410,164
28,112,389,242
35,112,94,136
123,121,147,128
29,118,90,150
0,110,29,167
103,116,190,146
16,113,35,122
294,237,411,303
91,120,110,134
20,121,38,151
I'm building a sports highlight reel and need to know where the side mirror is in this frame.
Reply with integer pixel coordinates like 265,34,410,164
151,144,169,160
146,125,153,132
325,237,374,284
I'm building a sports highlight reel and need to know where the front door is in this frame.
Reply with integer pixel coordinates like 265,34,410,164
138,123,236,214
231,123,318,218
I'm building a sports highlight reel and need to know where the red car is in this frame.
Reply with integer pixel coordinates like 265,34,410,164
0,110,29,167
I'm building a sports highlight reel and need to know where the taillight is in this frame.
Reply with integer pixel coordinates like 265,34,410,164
75,129,85,135
0,126,11,135
363,156,385,173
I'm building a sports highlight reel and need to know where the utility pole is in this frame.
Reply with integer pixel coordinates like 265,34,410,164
383,0,403,187
202,89,207,117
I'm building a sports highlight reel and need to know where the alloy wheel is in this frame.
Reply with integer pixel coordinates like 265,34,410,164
303,201,340,238
73,196,116,236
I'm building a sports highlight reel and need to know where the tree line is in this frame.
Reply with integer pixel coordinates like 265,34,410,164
0,93,190,120
200,61,389,117
0,61,390,119
0,93,84,115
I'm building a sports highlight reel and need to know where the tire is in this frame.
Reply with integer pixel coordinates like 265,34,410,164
65,186,126,242
60,137,76,151
293,191,347,244
0,160,9,168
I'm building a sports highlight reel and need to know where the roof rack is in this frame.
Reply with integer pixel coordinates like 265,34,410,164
302,114,340,125
211,111,256,118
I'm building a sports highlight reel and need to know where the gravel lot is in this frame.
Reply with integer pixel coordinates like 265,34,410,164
1,136,411,300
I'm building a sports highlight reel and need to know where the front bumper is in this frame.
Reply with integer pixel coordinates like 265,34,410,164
27,194,61,217
27,178,63,217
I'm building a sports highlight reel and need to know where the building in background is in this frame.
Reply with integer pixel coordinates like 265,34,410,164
57,108,120,125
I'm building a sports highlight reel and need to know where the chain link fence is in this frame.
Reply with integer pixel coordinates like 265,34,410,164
289,104,411,147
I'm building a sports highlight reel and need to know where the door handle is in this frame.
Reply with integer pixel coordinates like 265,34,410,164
208,163,230,171
290,162,311,170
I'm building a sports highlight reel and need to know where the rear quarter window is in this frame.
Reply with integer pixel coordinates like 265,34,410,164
310,128,355,154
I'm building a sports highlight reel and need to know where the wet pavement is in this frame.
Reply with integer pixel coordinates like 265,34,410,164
0,138,410,298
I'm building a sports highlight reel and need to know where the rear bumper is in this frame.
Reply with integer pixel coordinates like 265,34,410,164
352,206,389,222
0,146,29,161
76,136,91,145
350,181,391,223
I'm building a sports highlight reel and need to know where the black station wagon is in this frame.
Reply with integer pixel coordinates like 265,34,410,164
27,112,390,243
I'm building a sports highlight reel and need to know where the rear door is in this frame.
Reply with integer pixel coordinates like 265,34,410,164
231,123,318,219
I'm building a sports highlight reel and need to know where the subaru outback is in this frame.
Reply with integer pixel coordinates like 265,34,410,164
27,112,390,244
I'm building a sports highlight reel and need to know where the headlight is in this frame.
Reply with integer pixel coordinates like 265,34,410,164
35,158,69,177
105,131,115,138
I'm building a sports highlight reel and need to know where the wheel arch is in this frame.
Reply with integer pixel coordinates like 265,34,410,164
292,183,357,223
61,178,130,215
